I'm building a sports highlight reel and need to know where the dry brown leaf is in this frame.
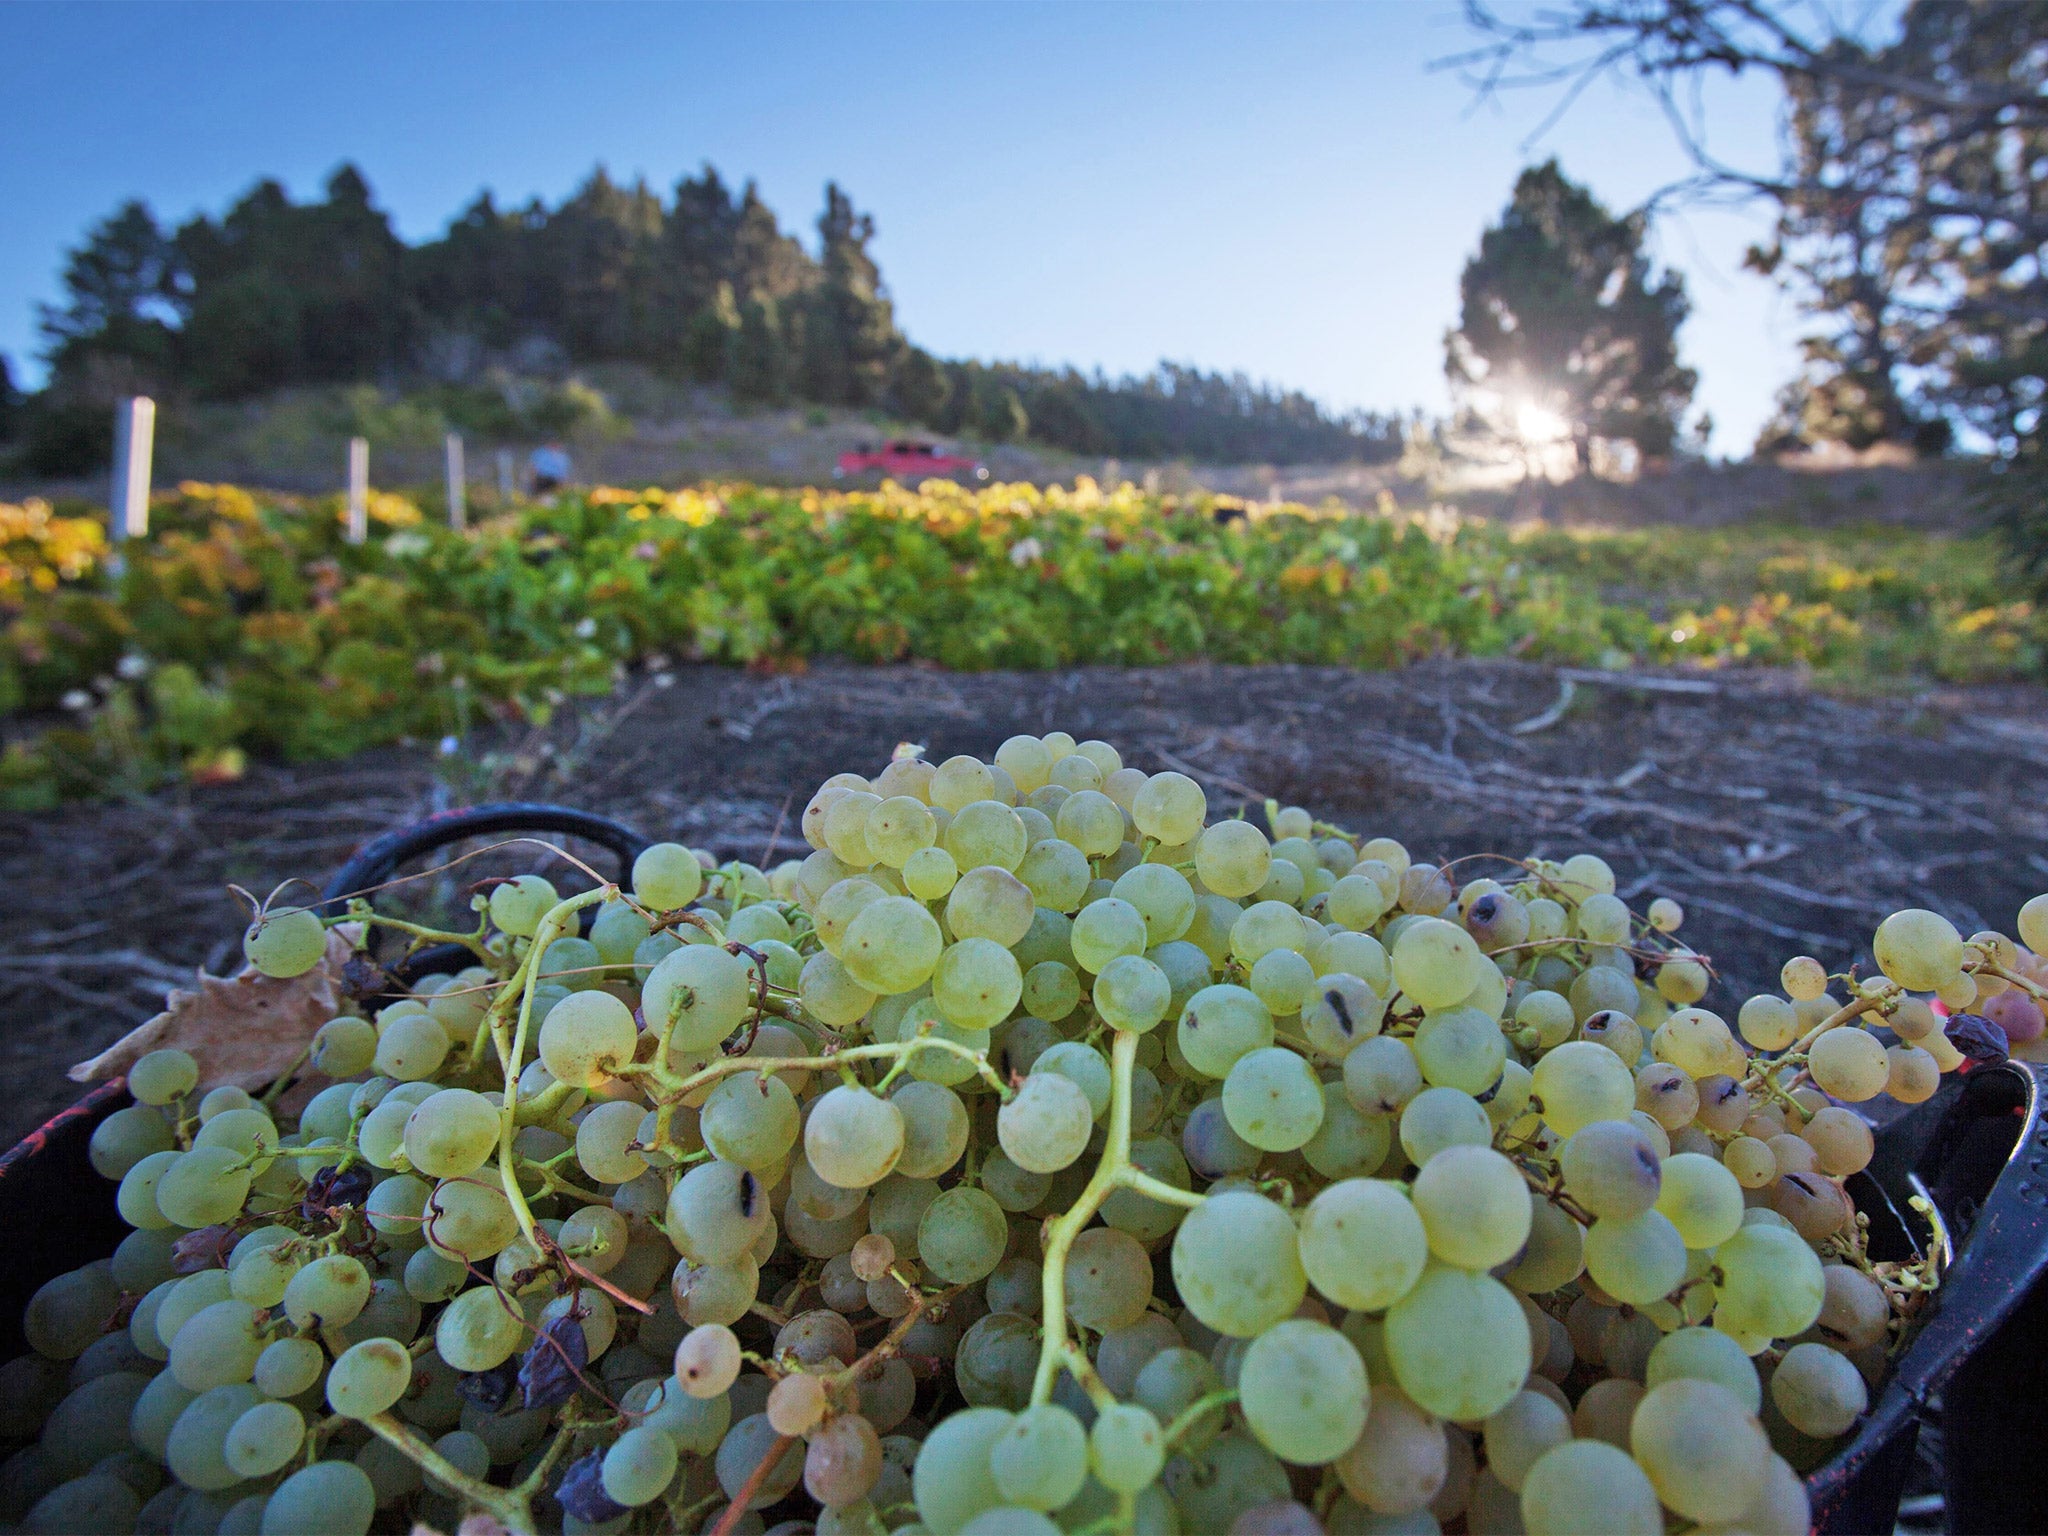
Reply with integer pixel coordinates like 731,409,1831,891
69,926,361,1094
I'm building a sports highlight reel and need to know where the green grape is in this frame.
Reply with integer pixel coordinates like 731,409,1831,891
1331,1386,1445,1514
891,1080,969,1179
997,735,1053,793
24,1264,121,1360
701,1070,801,1170
1809,1025,1891,1102
912,1405,1011,1535
801,950,879,1028
1162,1429,1292,1531
1530,1040,1635,1137
166,1382,263,1491
997,1072,1093,1173
1302,1083,1393,1179
25,1473,142,1534
1034,1041,1112,1118
991,1403,1089,1510
310,1016,377,1077
1872,907,1964,990
111,1226,180,1293
244,905,326,978
869,794,939,866
1237,1319,1369,1466
128,1048,199,1107
168,1299,264,1392
1770,1342,1867,1438
956,1311,1038,1409
1558,1120,1662,1219
1177,984,1274,1079
1065,1226,1153,1330
486,873,558,938
1412,1005,1508,1095
423,1176,519,1262
152,1271,232,1355
1112,863,1197,946
1345,1034,1423,1116
1568,965,1638,1025
1326,873,1389,931
1194,819,1271,900
943,869,1033,951
932,938,1023,1028
1302,973,1385,1058
434,1285,525,1373
642,943,753,1052
1410,1145,1531,1270
224,1401,304,1479
152,1147,251,1229
373,1012,451,1082
1247,947,1315,1015
1128,769,1202,843
919,1187,1010,1284
601,1424,680,1506
1220,1047,1325,1152
1483,1390,1570,1493
667,1160,770,1264
1017,839,1092,912
1501,1198,1585,1296
946,801,1029,873
674,1254,760,1326
1071,897,1150,973
1389,918,1486,1010
1645,1327,1761,1412
576,1098,649,1185
1384,1265,1529,1422
1397,1086,1492,1165
1055,789,1124,857
401,1088,499,1179
980,1150,1052,1212
1015,966,1081,1028
1653,1151,1744,1247
1713,1223,1824,1346
807,1086,907,1188
130,1370,198,1460
1228,900,1306,966
324,1337,412,1419
633,843,703,909
904,845,960,900
1519,1440,1662,1536
535,988,635,1091
1089,1402,1165,1492
1583,1210,1687,1307
1629,1377,1769,1523
1171,1191,1305,1338
1093,953,1171,1032
253,1336,324,1400
261,1460,376,1536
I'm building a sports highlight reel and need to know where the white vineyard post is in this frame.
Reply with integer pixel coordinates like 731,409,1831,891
346,436,369,545
109,396,155,541
445,433,466,530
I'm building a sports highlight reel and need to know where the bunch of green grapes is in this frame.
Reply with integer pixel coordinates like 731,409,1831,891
7,729,2046,1536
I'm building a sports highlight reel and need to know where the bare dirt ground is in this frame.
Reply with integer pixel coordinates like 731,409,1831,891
3,658,2044,1147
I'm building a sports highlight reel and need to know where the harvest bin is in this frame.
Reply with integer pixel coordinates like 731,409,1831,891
4,805,2047,1533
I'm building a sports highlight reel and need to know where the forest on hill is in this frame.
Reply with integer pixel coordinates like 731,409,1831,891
6,166,1402,472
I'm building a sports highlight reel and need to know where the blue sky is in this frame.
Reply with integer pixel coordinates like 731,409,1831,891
0,1,1798,452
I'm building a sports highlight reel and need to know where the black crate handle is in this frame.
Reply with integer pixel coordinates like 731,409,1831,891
318,802,653,917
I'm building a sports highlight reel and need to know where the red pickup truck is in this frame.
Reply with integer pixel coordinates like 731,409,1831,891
834,439,989,482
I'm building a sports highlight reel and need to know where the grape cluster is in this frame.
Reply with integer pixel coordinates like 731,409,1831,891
9,730,2048,1536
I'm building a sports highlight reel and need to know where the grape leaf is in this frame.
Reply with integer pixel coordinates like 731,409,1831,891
67,925,361,1095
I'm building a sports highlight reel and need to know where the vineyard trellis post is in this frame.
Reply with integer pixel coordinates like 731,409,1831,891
445,433,466,531
346,436,369,545
109,396,154,541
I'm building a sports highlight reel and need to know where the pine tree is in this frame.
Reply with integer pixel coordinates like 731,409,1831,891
682,283,741,384
801,184,901,406
729,294,790,405
1447,160,1695,464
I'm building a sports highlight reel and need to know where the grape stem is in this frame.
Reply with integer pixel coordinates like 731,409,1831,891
1161,1387,1240,1449
367,1412,539,1535
1978,959,2048,1006
1030,1029,1207,1406
708,1435,797,1536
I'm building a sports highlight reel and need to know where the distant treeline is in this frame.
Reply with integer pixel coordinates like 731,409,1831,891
12,165,1400,471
